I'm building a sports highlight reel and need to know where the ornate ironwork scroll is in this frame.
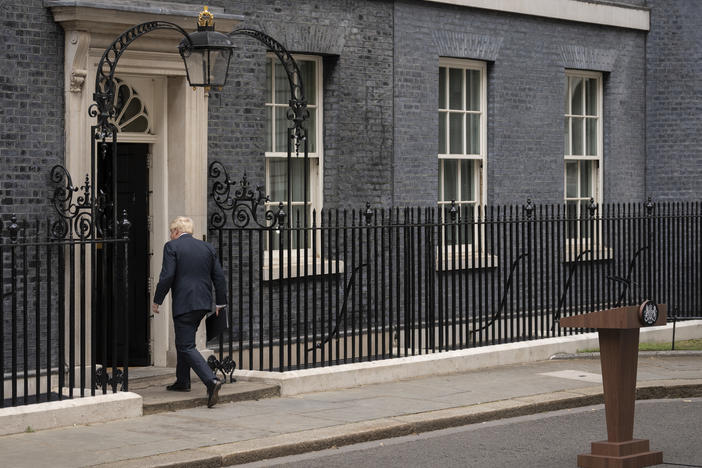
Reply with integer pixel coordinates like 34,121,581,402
208,161,284,229
207,355,237,383
49,165,107,240
91,21,192,138
94,367,125,393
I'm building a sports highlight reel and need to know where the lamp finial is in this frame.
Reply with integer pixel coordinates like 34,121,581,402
198,6,214,28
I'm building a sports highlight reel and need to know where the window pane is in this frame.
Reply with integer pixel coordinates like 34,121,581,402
442,159,458,201
564,77,569,113
305,108,316,153
449,113,463,154
586,118,597,156
580,160,593,197
448,68,463,110
122,116,148,133
466,114,479,154
571,117,584,155
299,60,316,105
291,159,306,201
439,67,446,109
570,77,583,115
268,159,307,202
268,159,287,201
566,161,578,198
439,112,447,154
274,62,288,104
461,160,474,202
466,69,480,111
564,118,570,155
274,106,290,153
585,78,597,116
269,205,309,249
580,200,591,236
266,106,272,151
266,60,272,102
566,201,578,239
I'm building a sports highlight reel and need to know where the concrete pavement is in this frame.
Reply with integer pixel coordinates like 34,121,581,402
0,352,700,467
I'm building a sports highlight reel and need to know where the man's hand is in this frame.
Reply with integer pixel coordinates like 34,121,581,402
215,305,224,316
152,303,160,314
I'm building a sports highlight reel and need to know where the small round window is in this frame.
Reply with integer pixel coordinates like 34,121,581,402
111,78,152,134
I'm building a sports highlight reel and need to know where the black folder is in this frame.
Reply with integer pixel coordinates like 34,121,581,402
206,308,229,341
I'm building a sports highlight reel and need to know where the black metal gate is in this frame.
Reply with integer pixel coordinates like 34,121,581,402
0,166,130,407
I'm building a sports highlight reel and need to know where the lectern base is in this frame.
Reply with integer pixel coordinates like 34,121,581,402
577,439,663,468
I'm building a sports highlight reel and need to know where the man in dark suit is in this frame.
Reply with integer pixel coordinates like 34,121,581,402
152,216,227,408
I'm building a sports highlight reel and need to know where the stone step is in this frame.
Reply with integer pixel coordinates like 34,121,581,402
127,369,280,415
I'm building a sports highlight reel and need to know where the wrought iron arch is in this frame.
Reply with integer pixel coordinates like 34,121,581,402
91,21,192,138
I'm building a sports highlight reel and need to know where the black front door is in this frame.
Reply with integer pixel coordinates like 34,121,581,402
98,143,150,366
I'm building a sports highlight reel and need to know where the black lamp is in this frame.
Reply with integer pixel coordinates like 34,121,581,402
179,6,234,90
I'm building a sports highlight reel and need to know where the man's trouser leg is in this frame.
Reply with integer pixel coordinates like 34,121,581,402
174,310,216,386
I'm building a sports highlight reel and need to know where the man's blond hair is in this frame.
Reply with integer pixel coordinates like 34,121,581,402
169,216,194,234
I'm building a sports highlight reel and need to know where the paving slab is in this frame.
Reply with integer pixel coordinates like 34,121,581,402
0,354,699,467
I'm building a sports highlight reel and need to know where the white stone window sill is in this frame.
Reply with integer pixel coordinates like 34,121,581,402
263,250,344,281
563,242,614,262
435,246,498,271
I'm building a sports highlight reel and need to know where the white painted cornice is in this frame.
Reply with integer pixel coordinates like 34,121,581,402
45,0,244,38
422,0,650,31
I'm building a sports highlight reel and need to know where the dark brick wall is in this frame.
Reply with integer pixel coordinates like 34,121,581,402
1,0,64,372
394,0,647,207
0,0,64,222
645,0,702,201
205,0,395,212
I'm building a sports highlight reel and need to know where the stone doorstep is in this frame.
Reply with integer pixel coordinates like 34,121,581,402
138,380,280,415
97,381,702,468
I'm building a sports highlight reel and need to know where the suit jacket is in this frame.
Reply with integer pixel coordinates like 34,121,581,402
153,233,228,317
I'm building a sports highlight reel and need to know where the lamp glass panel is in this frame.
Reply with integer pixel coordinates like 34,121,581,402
183,50,206,86
209,48,231,87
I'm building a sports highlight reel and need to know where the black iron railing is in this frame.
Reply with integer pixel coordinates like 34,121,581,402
208,194,701,372
0,216,130,407
1,165,131,408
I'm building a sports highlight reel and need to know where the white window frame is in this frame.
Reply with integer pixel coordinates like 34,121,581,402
263,54,331,277
564,70,608,260
264,53,323,239
437,58,490,270
438,58,487,212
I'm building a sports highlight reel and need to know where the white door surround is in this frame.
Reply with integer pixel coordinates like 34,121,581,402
48,1,242,366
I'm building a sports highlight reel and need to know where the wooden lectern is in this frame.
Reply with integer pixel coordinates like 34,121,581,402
559,302,667,468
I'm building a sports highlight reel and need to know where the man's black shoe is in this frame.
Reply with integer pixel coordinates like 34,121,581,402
166,382,191,392
207,379,222,408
